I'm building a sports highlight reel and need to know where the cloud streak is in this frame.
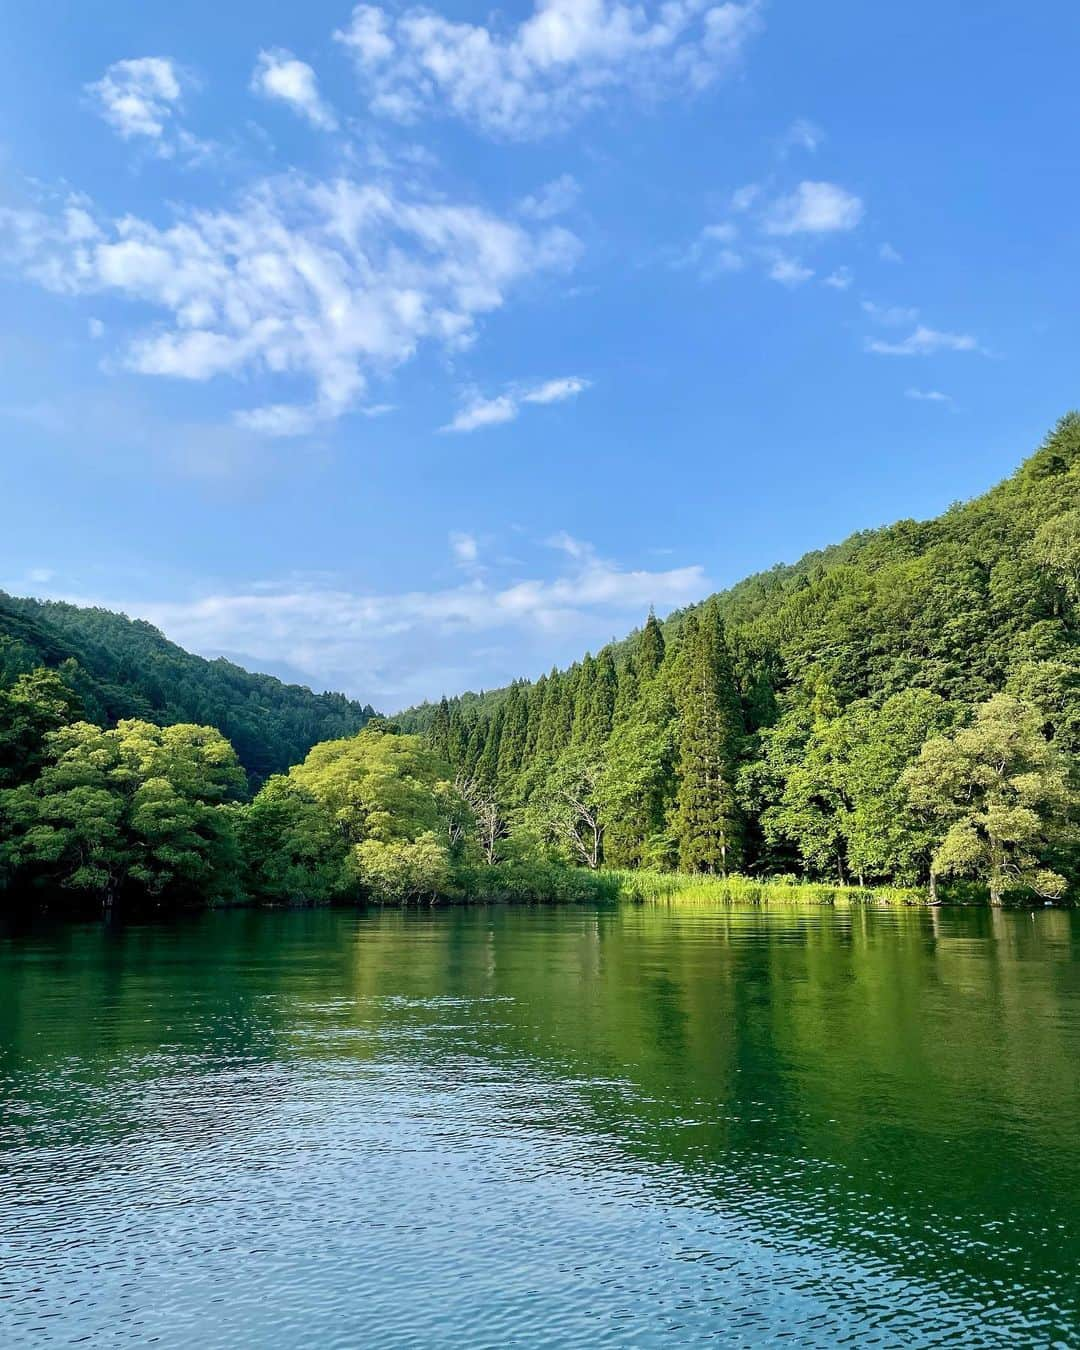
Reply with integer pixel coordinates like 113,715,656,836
334,0,762,139
442,375,590,431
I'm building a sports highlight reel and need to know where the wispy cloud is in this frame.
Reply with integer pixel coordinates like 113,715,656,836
251,50,338,130
45,541,710,705
767,253,813,286
521,375,590,404
764,180,864,235
442,375,589,432
822,267,852,290
905,387,952,403
441,393,519,433
866,325,980,356
450,531,480,565
861,299,920,327
0,178,580,434
334,0,763,139
518,174,580,220
86,57,210,161
879,241,903,263
778,117,823,155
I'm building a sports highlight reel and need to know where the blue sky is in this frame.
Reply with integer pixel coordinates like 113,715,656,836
1,0,1077,710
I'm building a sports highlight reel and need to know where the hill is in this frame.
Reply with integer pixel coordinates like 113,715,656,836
0,593,377,782
398,414,1080,890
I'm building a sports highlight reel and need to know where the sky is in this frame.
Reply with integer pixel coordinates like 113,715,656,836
1,1,1078,711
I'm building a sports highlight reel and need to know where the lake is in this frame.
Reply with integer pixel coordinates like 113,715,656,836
1,903,1078,1347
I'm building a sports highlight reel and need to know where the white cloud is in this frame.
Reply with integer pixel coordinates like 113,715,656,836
450,531,479,563
546,530,590,558
905,388,951,403
822,267,852,290
779,118,823,154
521,375,590,403
88,317,105,339
251,49,338,130
86,57,210,161
866,325,980,356
879,241,903,263
51,543,709,705
764,180,864,235
27,567,55,584
0,177,580,433
518,173,581,220
730,183,761,212
442,393,519,433
87,57,182,141
861,300,920,327
767,254,813,286
442,374,589,431
676,223,744,278
334,0,763,139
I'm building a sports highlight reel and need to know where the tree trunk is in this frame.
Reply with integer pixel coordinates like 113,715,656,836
929,871,938,903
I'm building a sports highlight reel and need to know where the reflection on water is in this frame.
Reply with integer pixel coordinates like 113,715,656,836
1,903,1078,1346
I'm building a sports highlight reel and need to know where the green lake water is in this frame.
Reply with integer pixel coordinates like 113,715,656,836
1,903,1078,1346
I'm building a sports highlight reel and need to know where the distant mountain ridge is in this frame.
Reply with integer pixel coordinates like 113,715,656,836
0,593,377,782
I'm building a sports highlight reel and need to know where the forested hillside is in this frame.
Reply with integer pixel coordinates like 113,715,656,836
0,594,376,781
400,415,1080,899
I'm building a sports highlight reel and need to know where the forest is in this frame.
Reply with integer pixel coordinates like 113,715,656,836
0,592,376,781
1,415,1077,913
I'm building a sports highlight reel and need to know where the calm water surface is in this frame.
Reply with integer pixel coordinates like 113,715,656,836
1,903,1078,1347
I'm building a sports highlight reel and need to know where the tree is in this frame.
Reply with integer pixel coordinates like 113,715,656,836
598,681,677,868
674,599,744,874
1033,508,1080,610
903,694,1074,903
237,777,350,904
528,751,605,869
455,774,509,865
638,609,666,679
353,832,449,903
0,718,244,908
0,666,83,786
428,697,452,760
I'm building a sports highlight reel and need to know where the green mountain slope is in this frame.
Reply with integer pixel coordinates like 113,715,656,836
397,414,1080,890
0,594,377,782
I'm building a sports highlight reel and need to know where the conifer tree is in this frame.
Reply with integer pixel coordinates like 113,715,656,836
475,705,504,788
674,599,745,874
447,707,469,769
638,609,666,679
497,683,529,790
428,697,452,761
587,648,618,745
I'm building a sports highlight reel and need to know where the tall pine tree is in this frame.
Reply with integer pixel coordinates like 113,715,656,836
674,598,745,874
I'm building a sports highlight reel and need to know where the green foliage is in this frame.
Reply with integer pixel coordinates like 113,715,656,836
0,592,376,782
5,415,1080,910
397,416,1080,903
0,718,244,907
673,598,744,874
903,694,1074,902
235,777,350,905
353,832,450,904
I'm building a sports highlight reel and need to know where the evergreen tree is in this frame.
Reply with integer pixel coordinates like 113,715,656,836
428,697,452,761
674,599,745,874
638,609,666,679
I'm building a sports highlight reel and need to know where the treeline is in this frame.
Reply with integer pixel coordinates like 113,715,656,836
0,669,613,912
399,415,1080,903
0,593,377,782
